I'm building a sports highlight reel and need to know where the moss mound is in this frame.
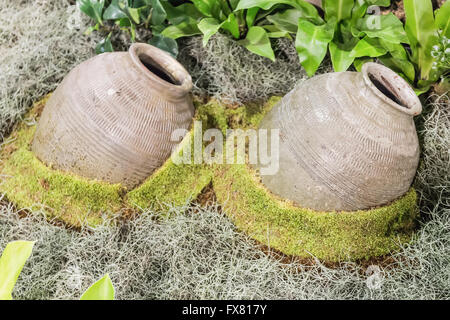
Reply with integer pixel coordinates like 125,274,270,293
0,97,212,227
206,97,419,262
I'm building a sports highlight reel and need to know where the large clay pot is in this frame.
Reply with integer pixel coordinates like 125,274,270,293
32,43,194,189
257,63,422,211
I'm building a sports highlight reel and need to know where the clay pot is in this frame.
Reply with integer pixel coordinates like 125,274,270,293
32,43,194,189
257,63,422,211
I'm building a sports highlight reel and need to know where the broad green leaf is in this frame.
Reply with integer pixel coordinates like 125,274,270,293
263,25,292,38
161,19,202,39
149,0,167,26
77,0,105,25
96,33,114,54
350,36,387,57
379,55,416,82
116,17,131,27
404,0,439,80
80,274,115,300
162,2,203,25
246,7,259,28
192,0,221,18
353,57,373,71
103,0,128,20
435,1,450,37
351,0,368,24
352,13,409,44
236,0,321,22
365,0,390,5
198,18,222,46
267,8,309,33
329,41,356,72
149,35,179,57
0,241,35,300
324,0,354,22
221,13,240,39
240,26,275,61
128,7,141,24
295,18,336,76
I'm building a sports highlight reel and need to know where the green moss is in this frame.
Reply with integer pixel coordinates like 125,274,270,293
206,96,419,262
126,130,213,210
0,97,213,226
212,163,418,262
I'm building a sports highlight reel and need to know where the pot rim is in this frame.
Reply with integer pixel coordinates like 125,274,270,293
362,62,422,116
129,43,192,95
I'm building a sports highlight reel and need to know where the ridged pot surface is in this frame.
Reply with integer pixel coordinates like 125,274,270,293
32,43,194,189
257,63,422,211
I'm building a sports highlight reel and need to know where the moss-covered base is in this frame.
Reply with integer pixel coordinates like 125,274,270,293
203,96,418,262
0,95,419,261
0,97,212,227
213,164,417,262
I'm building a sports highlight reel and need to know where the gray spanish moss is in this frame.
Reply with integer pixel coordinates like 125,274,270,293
0,0,100,141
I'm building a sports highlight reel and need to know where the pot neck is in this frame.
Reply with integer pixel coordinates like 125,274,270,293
128,43,192,100
360,63,422,117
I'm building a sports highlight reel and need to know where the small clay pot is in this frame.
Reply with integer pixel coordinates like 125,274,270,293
257,63,422,211
32,43,194,189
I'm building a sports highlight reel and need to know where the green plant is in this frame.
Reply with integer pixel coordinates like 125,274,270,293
78,0,321,60
77,0,179,56
80,274,115,300
0,241,35,300
400,0,449,92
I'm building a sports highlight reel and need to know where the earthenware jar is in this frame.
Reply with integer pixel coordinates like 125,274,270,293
257,63,422,211
32,43,194,189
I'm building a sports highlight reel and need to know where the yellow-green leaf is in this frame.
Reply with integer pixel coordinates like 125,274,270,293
80,274,115,300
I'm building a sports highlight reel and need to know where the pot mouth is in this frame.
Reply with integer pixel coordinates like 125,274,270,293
129,43,192,95
362,62,422,116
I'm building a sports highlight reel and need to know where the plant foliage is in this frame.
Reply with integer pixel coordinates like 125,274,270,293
78,0,448,93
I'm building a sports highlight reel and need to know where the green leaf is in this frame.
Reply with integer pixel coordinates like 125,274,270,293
350,36,387,57
295,18,336,76
365,0,390,5
435,1,450,38
0,241,35,300
236,0,322,22
128,7,141,24
198,18,222,46
329,41,356,72
95,33,113,54
103,0,128,20
161,19,202,39
351,0,368,24
77,0,105,25
352,13,410,44
379,55,416,82
162,2,203,25
80,274,115,300
324,0,354,22
246,8,259,28
353,57,373,72
239,26,275,61
149,0,167,26
263,25,292,38
266,8,309,33
404,0,439,80
149,35,179,57
221,13,240,39
192,0,221,18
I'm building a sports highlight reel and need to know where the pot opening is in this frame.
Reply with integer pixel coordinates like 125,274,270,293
138,53,180,86
368,73,408,109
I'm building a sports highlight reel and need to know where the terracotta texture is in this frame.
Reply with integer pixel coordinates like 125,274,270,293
257,63,422,211
32,43,194,189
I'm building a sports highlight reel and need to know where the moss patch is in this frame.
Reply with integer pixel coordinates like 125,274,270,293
0,96,213,227
213,163,418,262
